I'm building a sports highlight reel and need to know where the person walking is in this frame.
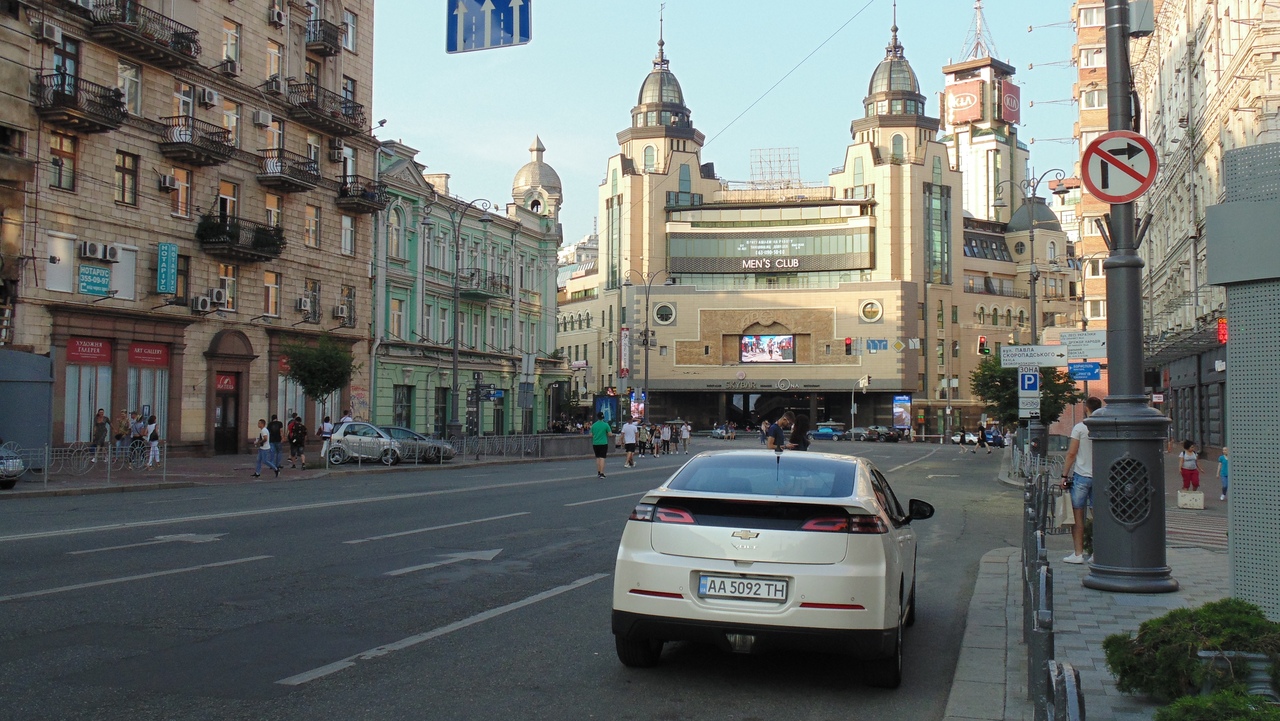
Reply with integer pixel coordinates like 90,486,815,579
680,422,691,454
89,409,110,464
975,425,990,454
660,424,672,455
113,409,131,451
145,415,161,470
590,412,611,478
253,419,279,478
788,413,811,451
759,419,771,446
1061,397,1103,564
266,414,284,470
1217,447,1229,501
340,409,354,424
1178,440,1201,491
319,416,334,457
288,414,308,469
767,412,793,451
620,416,639,468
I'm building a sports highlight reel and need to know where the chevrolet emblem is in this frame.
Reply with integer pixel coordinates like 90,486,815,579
731,530,760,540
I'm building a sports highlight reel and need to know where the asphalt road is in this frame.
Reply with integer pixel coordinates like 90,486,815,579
0,439,1020,721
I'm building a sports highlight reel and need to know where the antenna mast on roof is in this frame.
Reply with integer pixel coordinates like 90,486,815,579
961,0,1000,61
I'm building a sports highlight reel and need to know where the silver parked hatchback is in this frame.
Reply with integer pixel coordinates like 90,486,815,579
326,422,401,465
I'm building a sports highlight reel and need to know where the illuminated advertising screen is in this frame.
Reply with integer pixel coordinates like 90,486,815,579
740,335,795,364
892,394,912,430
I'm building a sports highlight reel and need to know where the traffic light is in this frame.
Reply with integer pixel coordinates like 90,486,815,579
844,337,853,355
977,335,990,355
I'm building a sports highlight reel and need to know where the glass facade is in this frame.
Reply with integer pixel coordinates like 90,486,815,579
677,270,872,290
923,183,952,284
668,229,872,259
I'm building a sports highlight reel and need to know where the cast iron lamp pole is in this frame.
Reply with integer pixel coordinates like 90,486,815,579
622,269,672,424
993,168,1069,458
441,196,494,439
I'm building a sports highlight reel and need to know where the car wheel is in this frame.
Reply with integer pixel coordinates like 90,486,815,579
614,634,664,668
905,577,917,627
380,448,399,466
0,478,16,490
867,620,904,688
327,446,348,465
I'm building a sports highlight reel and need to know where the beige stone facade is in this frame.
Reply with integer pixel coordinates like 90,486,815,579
3,0,378,453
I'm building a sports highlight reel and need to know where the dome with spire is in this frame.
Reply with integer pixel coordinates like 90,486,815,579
639,63,685,106
629,16,693,129
512,136,562,216
1005,196,1062,233
868,24,920,96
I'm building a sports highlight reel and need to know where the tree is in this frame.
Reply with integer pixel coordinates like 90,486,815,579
968,356,1085,428
281,335,361,417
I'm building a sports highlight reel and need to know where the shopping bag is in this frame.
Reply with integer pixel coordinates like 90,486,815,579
1054,493,1075,528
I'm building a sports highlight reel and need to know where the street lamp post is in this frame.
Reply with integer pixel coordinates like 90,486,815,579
994,168,1069,458
622,269,672,423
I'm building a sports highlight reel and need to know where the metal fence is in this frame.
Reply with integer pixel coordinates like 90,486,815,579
0,441,168,489
449,434,542,460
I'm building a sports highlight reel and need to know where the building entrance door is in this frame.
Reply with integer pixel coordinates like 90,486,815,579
214,379,239,454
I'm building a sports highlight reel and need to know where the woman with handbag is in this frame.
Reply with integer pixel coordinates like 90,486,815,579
144,415,160,470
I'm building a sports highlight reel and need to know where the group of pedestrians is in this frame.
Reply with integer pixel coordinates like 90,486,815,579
589,414,693,478
252,412,331,477
89,408,160,470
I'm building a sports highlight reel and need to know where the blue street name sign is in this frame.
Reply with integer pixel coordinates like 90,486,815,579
78,265,111,296
1019,371,1040,393
156,242,178,295
1068,362,1102,381
447,0,530,54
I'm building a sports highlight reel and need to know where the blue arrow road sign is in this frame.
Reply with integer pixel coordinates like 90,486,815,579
447,0,530,54
1068,362,1102,381
1019,372,1040,392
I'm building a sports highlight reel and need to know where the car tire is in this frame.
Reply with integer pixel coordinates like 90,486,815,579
614,634,664,668
905,577,917,627
327,446,348,465
0,478,16,490
380,448,399,466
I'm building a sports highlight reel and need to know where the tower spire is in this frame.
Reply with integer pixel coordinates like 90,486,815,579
654,3,668,70
886,0,903,58
961,0,1000,61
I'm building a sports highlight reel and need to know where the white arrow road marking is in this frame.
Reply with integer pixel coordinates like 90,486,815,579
344,512,528,545
385,548,502,577
0,556,272,603
564,492,644,507
926,475,960,479
276,572,609,686
69,533,227,555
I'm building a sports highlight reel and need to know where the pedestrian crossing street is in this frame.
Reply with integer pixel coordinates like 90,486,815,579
1166,508,1229,551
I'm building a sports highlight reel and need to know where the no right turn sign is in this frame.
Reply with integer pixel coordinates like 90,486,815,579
1082,130,1159,204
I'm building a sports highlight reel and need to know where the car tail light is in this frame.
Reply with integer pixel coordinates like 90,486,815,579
629,503,655,522
848,514,889,534
800,516,851,532
654,506,696,524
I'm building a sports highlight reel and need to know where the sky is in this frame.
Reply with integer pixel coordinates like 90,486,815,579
372,1,1082,247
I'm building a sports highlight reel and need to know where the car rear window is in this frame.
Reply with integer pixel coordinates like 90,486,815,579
666,454,857,498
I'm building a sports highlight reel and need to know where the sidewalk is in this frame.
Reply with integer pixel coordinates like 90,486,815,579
943,450,1231,721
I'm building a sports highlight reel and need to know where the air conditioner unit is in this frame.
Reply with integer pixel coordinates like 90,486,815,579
39,23,63,46
158,175,179,192
333,305,349,319
191,296,212,312
78,241,102,260
252,110,273,127
218,59,240,78
103,244,120,263
209,287,228,305
329,138,345,152
263,75,284,95
328,148,345,163
268,7,286,27
296,297,312,312
197,88,219,107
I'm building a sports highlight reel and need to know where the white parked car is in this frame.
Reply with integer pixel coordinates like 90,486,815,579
326,422,401,465
379,426,456,463
611,449,934,688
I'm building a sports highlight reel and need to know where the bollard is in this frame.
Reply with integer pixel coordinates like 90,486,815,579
1028,565,1055,718
1046,661,1085,721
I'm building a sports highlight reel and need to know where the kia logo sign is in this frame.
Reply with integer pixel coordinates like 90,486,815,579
951,92,977,110
1003,93,1020,111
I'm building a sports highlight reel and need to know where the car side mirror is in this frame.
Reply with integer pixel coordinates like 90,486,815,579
907,499,934,521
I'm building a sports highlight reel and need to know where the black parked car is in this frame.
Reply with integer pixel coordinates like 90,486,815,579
867,425,902,442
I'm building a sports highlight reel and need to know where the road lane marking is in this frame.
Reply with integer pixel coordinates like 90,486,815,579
564,492,645,507
887,448,941,473
384,549,502,577
144,496,213,504
69,533,227,555
0,477,572,544
0,555,272,603
275,572,610,686
344,513,528,545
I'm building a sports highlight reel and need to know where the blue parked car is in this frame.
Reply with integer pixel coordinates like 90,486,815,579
810,422,847,441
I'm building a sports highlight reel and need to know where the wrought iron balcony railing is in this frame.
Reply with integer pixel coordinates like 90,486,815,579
90,0,201,68
285,82,365,136
459,269,512,298
35,73,126,133
306,19,344,56
195,214,286,261
158,116,234,166
335,175,389,213
256,148,320,192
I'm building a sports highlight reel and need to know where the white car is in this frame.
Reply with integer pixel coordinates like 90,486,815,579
326,422,401,465
611,449,934,688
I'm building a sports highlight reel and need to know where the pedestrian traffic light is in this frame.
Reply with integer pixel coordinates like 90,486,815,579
977,335,990,355
844,337,852,355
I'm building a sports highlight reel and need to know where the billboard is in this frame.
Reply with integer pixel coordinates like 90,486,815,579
1000,81,1021,125
948,80,985,124
892,394,912,430
594,395,620,426
740,335,794,364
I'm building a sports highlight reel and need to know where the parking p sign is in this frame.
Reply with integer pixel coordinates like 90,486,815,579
1019,371,1040,393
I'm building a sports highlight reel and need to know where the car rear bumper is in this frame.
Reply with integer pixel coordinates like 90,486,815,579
612,609,897,658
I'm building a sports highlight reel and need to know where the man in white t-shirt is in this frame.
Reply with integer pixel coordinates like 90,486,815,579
620,417,639,468
659,424,672,455
680,423,691,454
1061,396,1103,564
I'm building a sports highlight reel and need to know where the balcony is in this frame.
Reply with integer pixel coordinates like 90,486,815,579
335,175,388,214
963,284,1029,299
34,74,126,134
306,19,344,57
195,214,286,261
90,1,201,69
256,149,320,193
285,82,366,137
459,269,512,300
158,116,234,166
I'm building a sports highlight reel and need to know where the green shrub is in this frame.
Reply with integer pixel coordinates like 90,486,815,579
1154,690,1280,721
1103,598,1280,701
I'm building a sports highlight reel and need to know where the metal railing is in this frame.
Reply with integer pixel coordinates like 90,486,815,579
285,82,366,129
448,434,541,459
160,115,234,154
91,0,201,60
458,269,512,296
35,73,127,125
257,148,321,187
0,441,167,490
195,214,287,258
305,19,344,54
336,174,389,207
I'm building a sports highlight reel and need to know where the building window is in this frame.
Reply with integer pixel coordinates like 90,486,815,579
219,263,238,310
1078,6,1104,26
218,180,238,217
1086,258,1104,277
340,285,356,326
643,145,655,172
892,134,905,161
222,100,241,147
1088,299,1107,319
265,193,282,227
267,40,283,80
392,385,413,428
1079,47,1105,69
1081,89,1107,110
389,297,405,339
305,58,320,85
679,164,691,192
305,205,320,248
342,10,357,51
53,34,79,80
266,118,284,150
1047,241,1057,259
303,278,320,323
114,151,138,206
117,60,141,115
952,305,959,324
222,19,241,62
341,215,355,255
175,255,190,302
388,209,404,258
860,300,883,322
306,132,321,162
50,133,76,191
173,81,194,116
342,76,356,104
171,167,191,217
264,271,281,317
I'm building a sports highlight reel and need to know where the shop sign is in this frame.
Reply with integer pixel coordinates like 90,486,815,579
77,265,111,296
67,338,112,364
129,342,169,367
215,373,237,392
156,242,179,295
278,356,291,374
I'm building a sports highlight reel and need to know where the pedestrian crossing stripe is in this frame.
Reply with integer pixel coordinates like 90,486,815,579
1165,510,1228,550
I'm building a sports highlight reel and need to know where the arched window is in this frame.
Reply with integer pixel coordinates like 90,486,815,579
977,306,986,324
1047,241,1057,259
643,146,656,172
586,314,592,328
891,134,905,162
388,209,404,258
1018,309,1027,327
1005,308,1013,326
530,198,542,213
679,164,691,193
